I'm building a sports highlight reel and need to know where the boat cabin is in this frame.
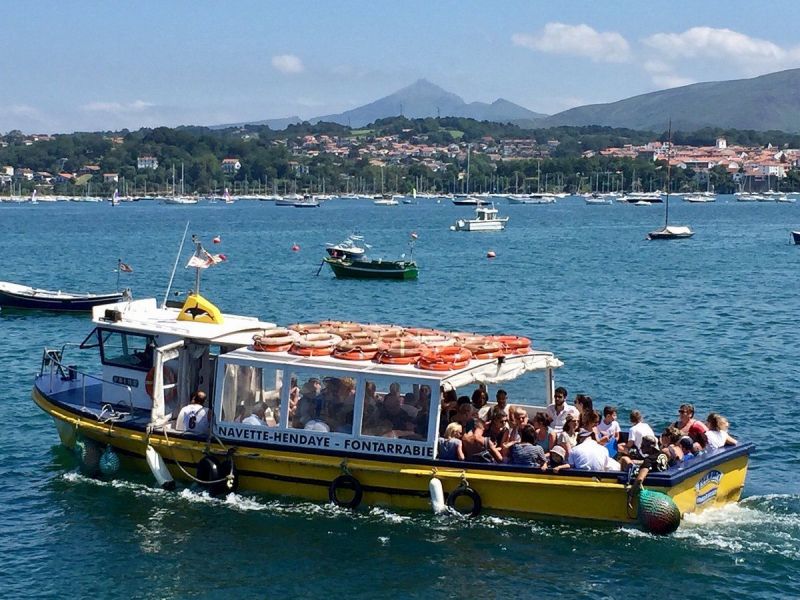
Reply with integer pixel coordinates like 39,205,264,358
60,298,560,462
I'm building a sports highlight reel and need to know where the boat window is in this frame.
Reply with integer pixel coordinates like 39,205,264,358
288,372,356,434
98,330,155,371
219,363,283,427
361,379,431,441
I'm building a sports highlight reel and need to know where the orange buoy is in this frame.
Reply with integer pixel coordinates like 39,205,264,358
291,243,300,252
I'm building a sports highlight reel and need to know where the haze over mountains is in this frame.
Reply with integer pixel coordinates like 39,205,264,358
228,69,800,133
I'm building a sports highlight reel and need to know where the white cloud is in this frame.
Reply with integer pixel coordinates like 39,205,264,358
643,27,800,74
82,100,154,113
8,104,42,118
272,54,305,74
512,23,631,63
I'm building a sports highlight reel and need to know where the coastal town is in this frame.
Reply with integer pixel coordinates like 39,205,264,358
1,123,799,199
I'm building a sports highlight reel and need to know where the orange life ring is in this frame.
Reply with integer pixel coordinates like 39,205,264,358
145,366,177,401
376,327,407,341
417,357,471,371
469,341,506,359
417,346,472,371
252,328,297,352
492,335,532,354
332,347,378,361
288,323,329,335
375,351,419,365
289,332,342,356
379,338,423,358
418,335,454,348
336,338,380,353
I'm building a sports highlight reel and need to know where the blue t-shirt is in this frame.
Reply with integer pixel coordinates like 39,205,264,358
438,437,462,460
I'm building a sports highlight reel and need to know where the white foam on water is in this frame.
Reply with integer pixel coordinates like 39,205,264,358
367,506,411,524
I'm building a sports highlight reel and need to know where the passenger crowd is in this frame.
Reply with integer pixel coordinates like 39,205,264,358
437,386,738,474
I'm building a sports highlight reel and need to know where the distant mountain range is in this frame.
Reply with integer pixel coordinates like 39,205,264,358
538,68,800,133
220,69,800,133
219,79,546,130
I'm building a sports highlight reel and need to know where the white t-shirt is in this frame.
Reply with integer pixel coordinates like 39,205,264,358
598,419,621,441
705,429,728,449
628,421,654,450
567,438,617,471
176,404,208,434
546,403,580,432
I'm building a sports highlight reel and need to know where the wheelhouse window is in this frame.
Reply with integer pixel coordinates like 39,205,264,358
94,329,155,371
361,378,432,441
288,372,356,434
219,363,284,427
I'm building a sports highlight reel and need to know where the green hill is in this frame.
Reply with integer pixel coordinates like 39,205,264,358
542,68,800,133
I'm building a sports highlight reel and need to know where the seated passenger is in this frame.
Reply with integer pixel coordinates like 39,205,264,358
489,389,510,419
705,413,737,449
673,403,708,451
509,424,547,467
545,444,569,471
451,396,476,434
304,417,331,432
567,429,620,471
439,388,459,436
242,402,268,427
659,426,685,464
574,394,594,430
175,391,209,435
616,410,655,459
531,412,557,452
485,411,510,447
545,386,580,432
556,415,578,455
472,386,489,419
461,418,502,463
437,422,465,461
597,405,620,455
631,432,683,491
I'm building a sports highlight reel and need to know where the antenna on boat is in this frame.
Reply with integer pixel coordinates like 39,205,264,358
162,221,190,309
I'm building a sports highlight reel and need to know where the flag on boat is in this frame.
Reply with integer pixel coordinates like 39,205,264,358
118,260,133,273
186,244,226,269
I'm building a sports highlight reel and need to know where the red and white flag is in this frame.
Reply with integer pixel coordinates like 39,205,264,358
118,261,133,273
186,245,226,269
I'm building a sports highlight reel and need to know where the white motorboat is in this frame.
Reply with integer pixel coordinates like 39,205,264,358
450,205,509,232
683,193,716,203
507,193,556,205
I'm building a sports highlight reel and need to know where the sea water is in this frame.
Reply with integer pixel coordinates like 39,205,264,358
0,197,798,598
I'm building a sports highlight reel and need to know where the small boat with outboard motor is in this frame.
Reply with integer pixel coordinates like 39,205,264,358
31,238,751,535
322,233,418,280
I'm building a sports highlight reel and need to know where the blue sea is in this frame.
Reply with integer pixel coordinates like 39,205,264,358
1,197,798,599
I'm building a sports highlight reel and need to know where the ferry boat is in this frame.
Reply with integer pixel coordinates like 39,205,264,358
31,242,751,534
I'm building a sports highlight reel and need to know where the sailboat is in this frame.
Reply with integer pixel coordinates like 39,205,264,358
647,122,694,240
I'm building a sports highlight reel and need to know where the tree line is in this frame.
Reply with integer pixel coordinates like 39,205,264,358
2,117,799,196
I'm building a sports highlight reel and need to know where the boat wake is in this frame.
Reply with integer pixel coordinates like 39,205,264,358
58,472,800,553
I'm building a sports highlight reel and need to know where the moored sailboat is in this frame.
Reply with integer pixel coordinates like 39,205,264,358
648,122,694,240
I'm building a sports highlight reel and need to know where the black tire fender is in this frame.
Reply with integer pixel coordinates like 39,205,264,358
328,474,363,509
446,486,482,518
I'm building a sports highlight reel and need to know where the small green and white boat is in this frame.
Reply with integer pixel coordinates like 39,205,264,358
323,256,419,280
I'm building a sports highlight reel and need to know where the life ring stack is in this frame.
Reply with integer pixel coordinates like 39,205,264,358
289,332,343,357
252,328,299,352
273,319,532,368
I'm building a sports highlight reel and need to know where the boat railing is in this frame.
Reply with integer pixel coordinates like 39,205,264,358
39,345,134,412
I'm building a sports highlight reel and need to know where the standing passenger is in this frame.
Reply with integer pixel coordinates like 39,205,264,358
546,387,580,432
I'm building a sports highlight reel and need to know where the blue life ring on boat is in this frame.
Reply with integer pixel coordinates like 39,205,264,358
446,486,482,518
329,474,363,509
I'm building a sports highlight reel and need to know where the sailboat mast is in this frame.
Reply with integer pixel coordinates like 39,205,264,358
665,120,672,227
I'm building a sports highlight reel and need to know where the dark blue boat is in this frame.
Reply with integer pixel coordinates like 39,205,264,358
0,280,128,312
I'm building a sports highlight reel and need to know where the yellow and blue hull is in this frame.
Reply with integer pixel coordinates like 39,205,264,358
33,386,751,527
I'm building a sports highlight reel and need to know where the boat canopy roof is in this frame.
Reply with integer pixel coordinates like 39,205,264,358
91,298,276,345
222,346,562,388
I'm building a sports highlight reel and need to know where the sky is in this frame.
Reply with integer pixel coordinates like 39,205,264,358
3,0,800,133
